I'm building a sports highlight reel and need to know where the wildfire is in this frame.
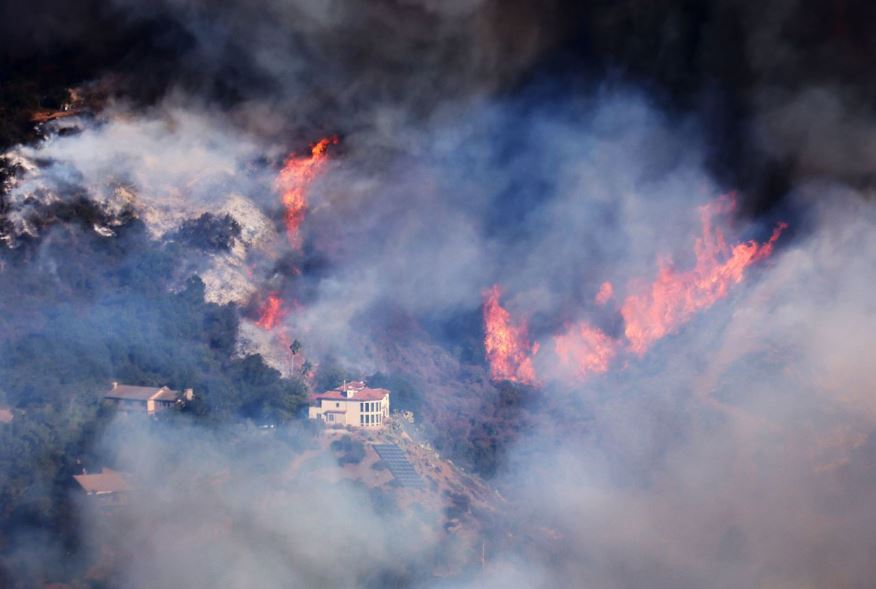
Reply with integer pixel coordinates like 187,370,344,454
621,196,787,355
554,321,616,378
275,136,338,249
256,293,286,330
485,195,787,384
482,285,539,385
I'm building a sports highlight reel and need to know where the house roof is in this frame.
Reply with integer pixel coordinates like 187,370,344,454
73,468,131,494
104,384,177,402
310,387,390,403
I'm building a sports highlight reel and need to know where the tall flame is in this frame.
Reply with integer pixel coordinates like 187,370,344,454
256,293,286,330
275,136,337,249
486,195,787,384
621,196,787,355
482,285,539,385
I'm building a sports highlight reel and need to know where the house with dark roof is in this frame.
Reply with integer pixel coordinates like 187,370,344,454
103,382,193,415
308,381,390,428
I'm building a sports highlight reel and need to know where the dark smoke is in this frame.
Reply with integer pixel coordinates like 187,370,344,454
1,1,876,587
5,1,875,210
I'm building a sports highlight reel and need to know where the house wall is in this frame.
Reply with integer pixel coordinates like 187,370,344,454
309,394,390,427
110,399,149,413
107,398,174,415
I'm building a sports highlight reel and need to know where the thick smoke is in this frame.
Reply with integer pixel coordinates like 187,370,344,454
2,0,876,587
2,92,742,370
489,190,876,588
68,187,876,589
81,420,443,588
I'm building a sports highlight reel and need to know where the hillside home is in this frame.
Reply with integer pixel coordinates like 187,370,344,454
103,383,193,415
73,468,131,508
308,381,390,428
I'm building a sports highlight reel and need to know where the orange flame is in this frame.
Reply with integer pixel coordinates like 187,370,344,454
483,285,539,385
554,321,617,379
256,293,286,330
621,195,787,355
490,195,786,385
275,136,338,249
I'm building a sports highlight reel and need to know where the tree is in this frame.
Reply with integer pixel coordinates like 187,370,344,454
314,356,349,392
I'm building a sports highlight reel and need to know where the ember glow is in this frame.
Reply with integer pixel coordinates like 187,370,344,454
482,285,539,385
274,136,337,249
620,195,787,355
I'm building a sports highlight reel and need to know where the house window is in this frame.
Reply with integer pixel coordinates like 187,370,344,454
336,402,340,408
360,402,366,412
360,415,364,425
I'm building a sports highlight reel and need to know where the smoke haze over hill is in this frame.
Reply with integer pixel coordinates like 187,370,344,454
1,1,876,587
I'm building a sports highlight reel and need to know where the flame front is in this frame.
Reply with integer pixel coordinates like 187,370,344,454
275,136,337,249
485,196,787,384
621,195,787,355
482,285,539,385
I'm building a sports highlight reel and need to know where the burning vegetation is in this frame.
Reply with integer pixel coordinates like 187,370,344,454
2,1,876,588
482,285,539,385
484,195,787,383
620,196,787,356
255,292,286,330
275,136,337,249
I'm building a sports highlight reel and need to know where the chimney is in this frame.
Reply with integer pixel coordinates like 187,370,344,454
184,388,194,401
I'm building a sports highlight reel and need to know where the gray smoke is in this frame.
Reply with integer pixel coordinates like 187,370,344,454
3,1,876,587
